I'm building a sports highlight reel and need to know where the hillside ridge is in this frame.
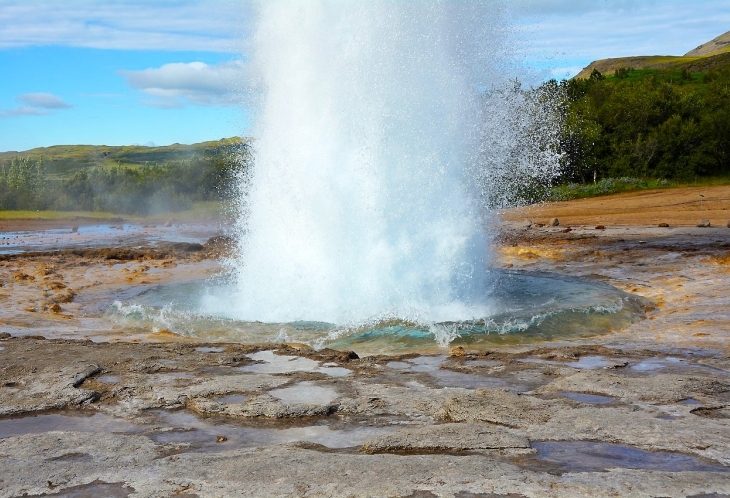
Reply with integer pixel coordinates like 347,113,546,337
575,29,730,79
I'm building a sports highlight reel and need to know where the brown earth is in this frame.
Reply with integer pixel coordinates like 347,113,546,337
501,185,730,228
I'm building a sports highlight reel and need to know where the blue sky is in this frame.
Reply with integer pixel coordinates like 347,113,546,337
1,0,729,152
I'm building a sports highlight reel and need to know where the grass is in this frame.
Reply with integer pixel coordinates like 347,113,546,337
0,210,132,221
546,175,730,202
0,201,229,223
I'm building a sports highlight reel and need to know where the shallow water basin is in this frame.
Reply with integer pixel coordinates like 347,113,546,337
268,381,338,405
559,392,614,404
532,441,728,473
35,482,135,498
240,350,350,377
0,412,140,439
149,410,393,451
215,394,250,404
95,375,122,384
195,347,225,353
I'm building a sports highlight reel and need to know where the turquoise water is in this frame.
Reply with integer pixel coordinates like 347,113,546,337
104,270,646,353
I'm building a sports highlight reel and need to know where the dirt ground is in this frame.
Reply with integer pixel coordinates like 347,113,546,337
1,188,730,497
501,185,730,228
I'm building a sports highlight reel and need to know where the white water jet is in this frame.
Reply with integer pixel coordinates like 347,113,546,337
213,1,558,329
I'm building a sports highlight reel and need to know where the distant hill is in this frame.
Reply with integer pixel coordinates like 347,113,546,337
574,29,730,79
0,137,249,179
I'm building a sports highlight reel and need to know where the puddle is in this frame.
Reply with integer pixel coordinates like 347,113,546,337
386,356,506,389
465,360,501,367
215,394,249,404
268,381,338,405
520,356,628,370
36,482,134,498
430,370,508,389
240,351,350,377
682,398,703,406
408,356,447,372
532,441,729,473
0,412,140,439
570,356,626,369
386,361,412,370
94,375,122,384
631,357,682,372
159,372,196,381
195,347,225,353
149,410,393,451
560,392,614,404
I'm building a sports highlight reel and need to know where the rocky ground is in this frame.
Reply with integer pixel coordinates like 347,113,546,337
1,190,730,497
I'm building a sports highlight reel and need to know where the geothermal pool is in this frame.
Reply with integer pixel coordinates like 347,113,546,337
105,270,645,353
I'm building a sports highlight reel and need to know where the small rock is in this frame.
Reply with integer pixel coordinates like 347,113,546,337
595,225,605,230
0,332,10,339
727,220,730,228
522,219,533,228
49,303,62,314
449,346,466,357
562,227,572,233
697,219,711,227
216,435,228,443
549,217,560,227
71,226,78,233
23,306,37,313
658,223,670,228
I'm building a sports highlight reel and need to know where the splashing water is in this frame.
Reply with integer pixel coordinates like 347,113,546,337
205,2,563,334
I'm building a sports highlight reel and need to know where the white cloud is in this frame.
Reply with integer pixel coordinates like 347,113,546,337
118,61,244,108
0,0,248,52
0,106,49,118
0,92,72,119
17,93,71,109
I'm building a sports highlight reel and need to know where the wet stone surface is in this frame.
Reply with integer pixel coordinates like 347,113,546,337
0,337,729,497
5,219,730,497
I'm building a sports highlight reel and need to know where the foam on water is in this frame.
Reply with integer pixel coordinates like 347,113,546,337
206,1,563,331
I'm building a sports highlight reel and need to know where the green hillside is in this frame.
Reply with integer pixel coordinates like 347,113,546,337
574,30,730,79
0,138,251,215
0,137,249,179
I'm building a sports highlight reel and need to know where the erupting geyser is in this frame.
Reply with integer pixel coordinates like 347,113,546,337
105,2,644,349
218,2,517,329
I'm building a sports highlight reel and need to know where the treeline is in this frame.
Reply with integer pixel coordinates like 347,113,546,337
556,66,730,182
0,140,249,214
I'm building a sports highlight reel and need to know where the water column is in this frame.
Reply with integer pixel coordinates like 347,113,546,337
224,2,510,328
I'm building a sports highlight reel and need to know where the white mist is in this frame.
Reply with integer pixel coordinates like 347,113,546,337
217,2,523,326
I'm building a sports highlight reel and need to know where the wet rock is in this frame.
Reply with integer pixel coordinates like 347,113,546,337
23,305,37,312
521,219,533,228
437,389,554,427
360,423,531,454
727,220,730,228
595,225,606,230
697,219,711,227
659,222,670,227
189,393,338,418
549,217,560,227
52,289,76,303
12,272,34,281
0,332,10,339
536,370,729,404
449,346,466,357
48,303,62,313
